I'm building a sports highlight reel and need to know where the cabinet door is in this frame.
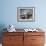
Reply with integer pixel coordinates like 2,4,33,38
24,33,32,46
14,36,23,46
32,36,45,46
3,33,23,46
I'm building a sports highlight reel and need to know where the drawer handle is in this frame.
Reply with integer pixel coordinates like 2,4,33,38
9,38,13,40
9,38,12,40
32,39,36,40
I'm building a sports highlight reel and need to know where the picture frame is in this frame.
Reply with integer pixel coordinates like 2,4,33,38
17,7,35,22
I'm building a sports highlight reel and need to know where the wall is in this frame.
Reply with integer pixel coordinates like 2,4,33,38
0,0,46,30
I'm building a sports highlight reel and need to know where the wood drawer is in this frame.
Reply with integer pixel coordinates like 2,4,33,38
3,43,23,46
3,36,23,44
24,36,32,42
31,44,44,46
24,36,32,46
32,36,45,44
24,32,44,36
3,32,23,36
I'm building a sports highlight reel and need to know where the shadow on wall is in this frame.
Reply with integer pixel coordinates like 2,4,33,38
0,24,7,43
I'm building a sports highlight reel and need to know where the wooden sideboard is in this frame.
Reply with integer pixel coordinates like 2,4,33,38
2,31,45,46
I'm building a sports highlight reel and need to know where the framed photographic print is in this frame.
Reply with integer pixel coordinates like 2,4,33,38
17,7,35,22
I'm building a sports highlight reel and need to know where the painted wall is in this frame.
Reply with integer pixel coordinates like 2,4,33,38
0,0,46,30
